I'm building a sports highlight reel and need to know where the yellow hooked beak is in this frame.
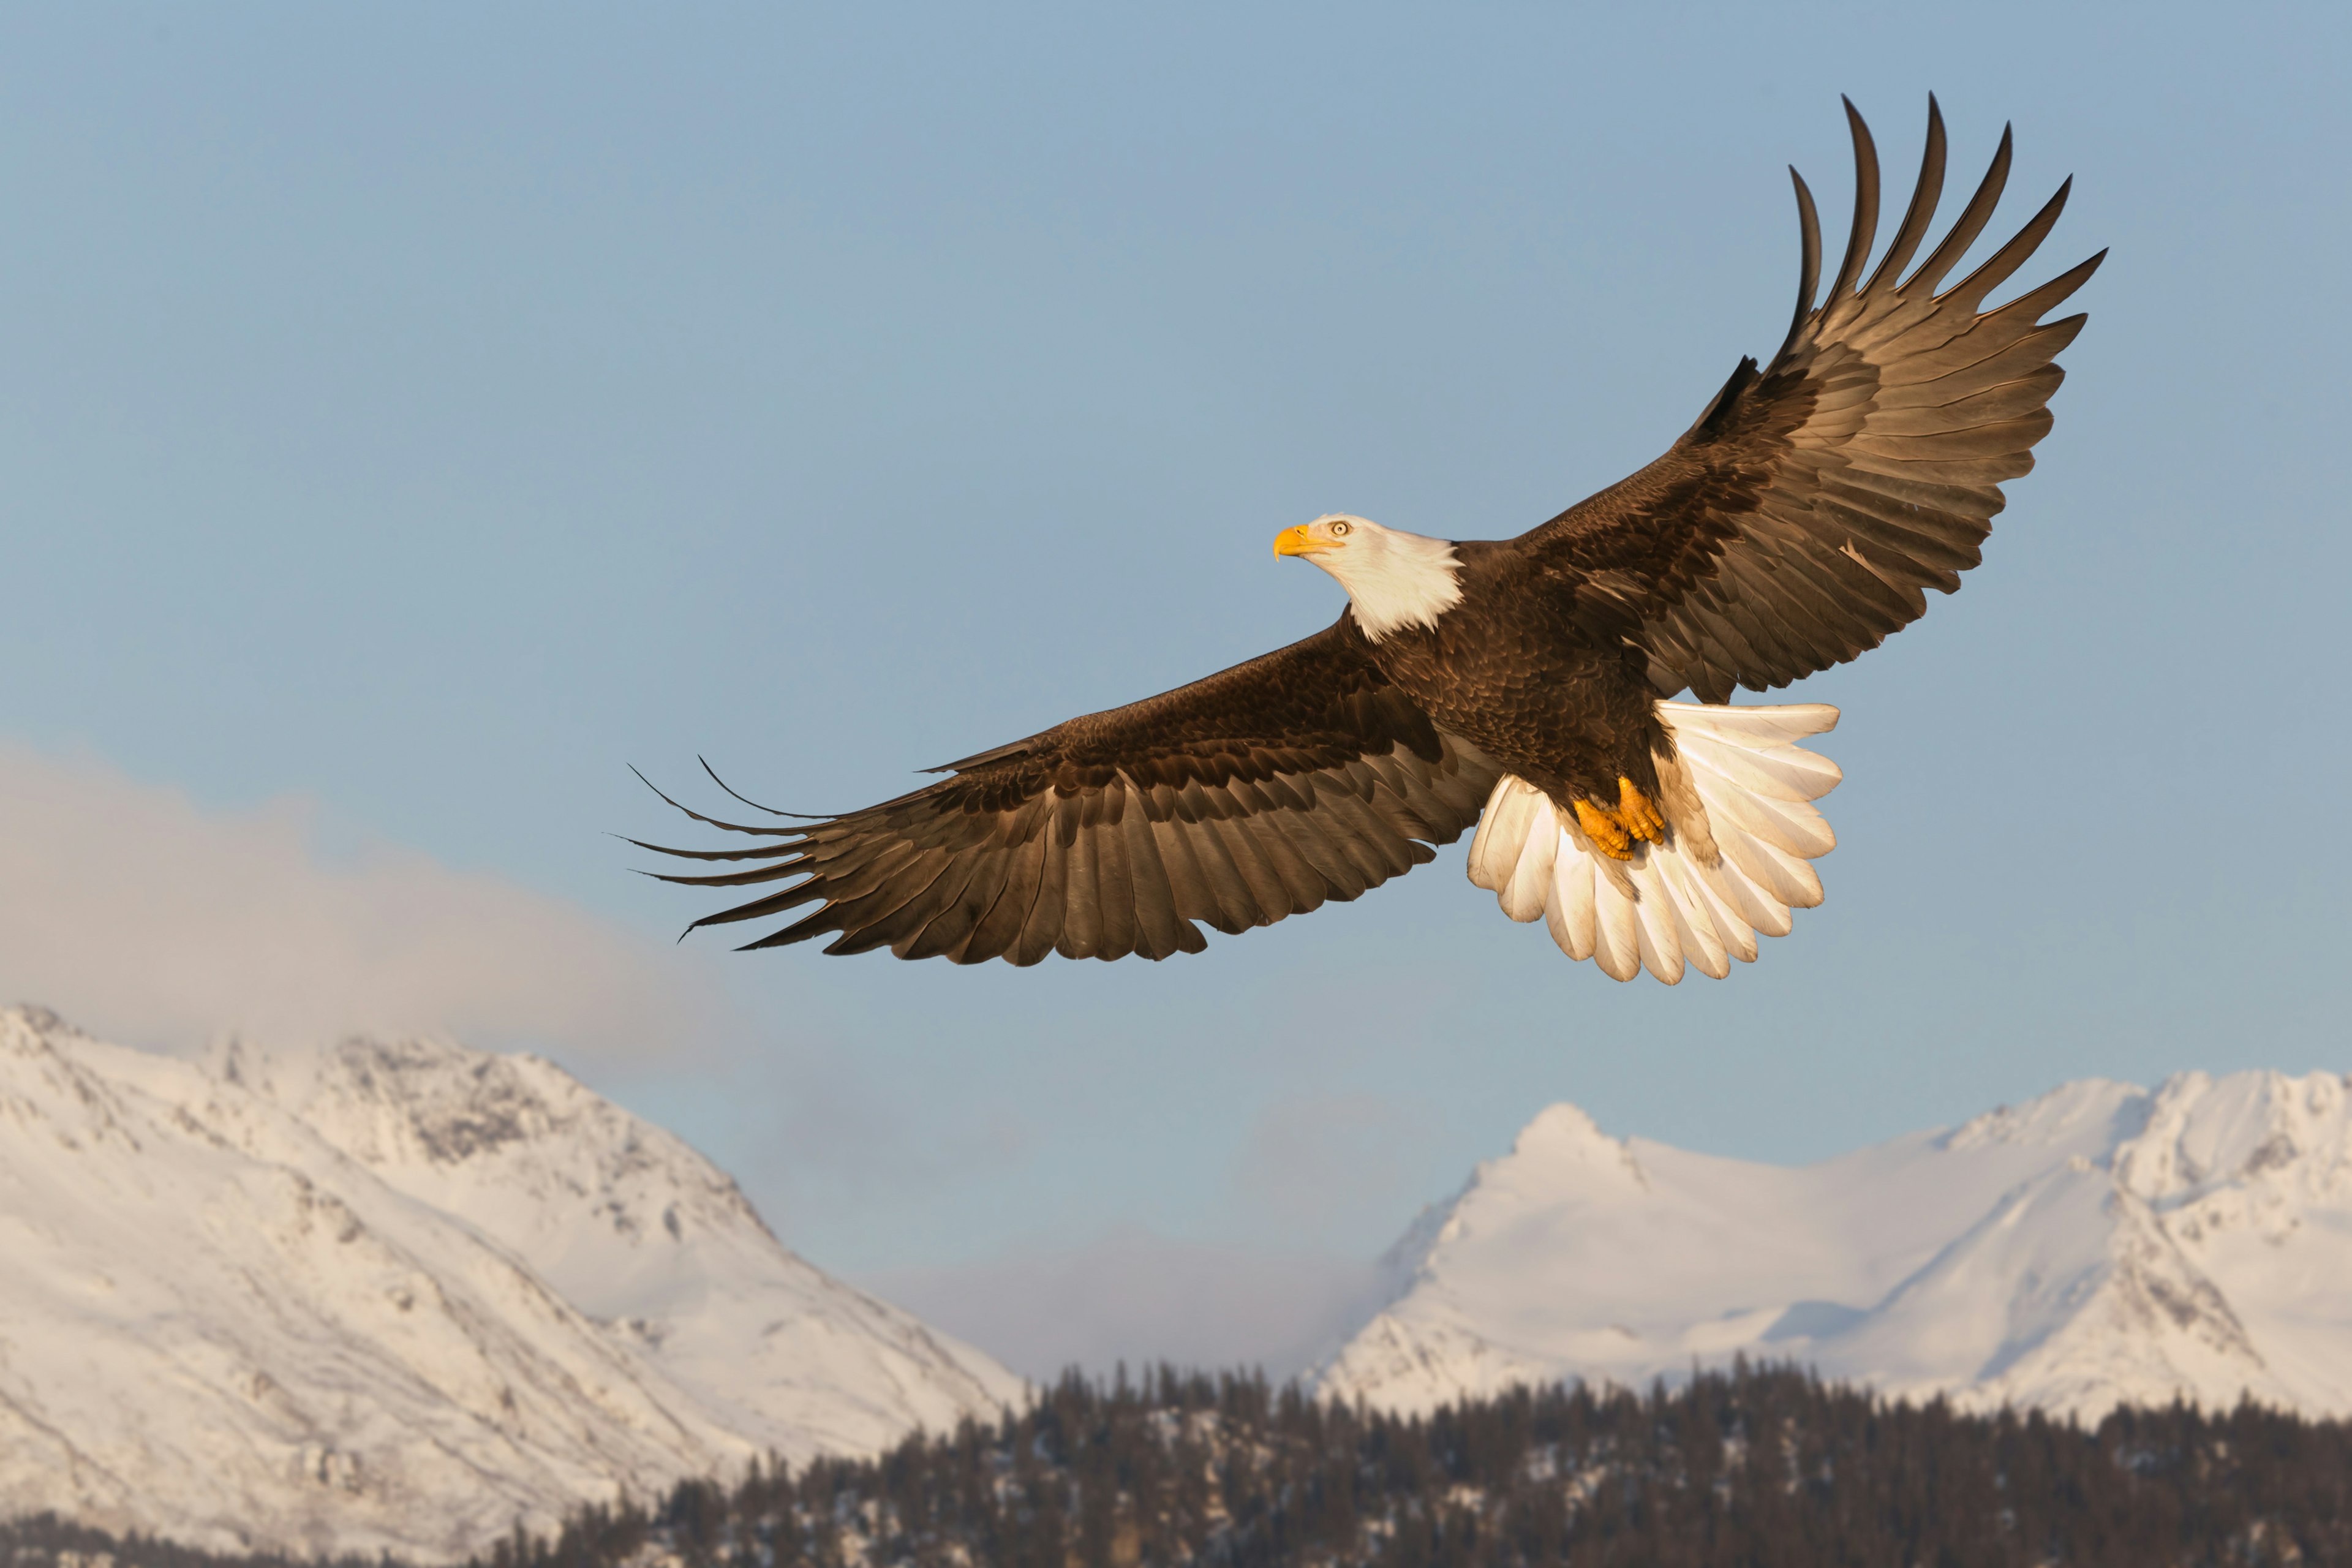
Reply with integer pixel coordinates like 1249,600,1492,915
1274,524,1341,558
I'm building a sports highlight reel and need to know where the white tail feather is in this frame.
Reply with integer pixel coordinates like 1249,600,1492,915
1464,701,1842,983
1501,809,1558,922
1591,856,1642,981
1545,854,1597,960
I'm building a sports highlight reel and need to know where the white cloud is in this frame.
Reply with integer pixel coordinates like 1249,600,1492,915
0,742,730,1059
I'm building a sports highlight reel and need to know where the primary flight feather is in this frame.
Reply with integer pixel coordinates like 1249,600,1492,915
633,99,2101,982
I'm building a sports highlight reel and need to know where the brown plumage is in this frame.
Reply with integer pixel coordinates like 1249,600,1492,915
633,99,2100,967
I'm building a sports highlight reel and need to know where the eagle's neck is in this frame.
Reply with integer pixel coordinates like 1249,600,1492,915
1330,529,1465,641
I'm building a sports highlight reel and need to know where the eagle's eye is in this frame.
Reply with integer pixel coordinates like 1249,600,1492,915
1330,521,1352,537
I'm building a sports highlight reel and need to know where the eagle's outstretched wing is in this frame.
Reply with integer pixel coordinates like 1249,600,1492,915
631,616,1499,962
1523,97,2104,703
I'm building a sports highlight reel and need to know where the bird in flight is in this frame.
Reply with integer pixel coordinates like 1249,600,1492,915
634,99,2100,982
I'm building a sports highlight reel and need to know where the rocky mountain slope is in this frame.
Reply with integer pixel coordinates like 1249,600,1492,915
0,1006,1020,1561
1321,1071,2352,1422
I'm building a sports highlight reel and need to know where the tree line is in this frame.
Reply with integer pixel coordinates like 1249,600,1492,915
5,1361,2345,1567
485,1360,2350,1567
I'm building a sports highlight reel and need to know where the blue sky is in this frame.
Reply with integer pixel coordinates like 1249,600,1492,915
2,2,2345,1375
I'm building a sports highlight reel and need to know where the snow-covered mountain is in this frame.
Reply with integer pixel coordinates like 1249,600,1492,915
1321,1071,2352,1423
0,1006,1021,1561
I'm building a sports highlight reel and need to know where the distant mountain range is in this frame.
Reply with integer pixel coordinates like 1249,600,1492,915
7,1000,2348,1560
0,1006,1021,1561
1319,1070,2352,1422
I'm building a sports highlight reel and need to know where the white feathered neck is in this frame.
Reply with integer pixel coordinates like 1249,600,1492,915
1302,514,1465,641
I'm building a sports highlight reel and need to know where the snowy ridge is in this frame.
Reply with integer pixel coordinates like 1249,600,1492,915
0,1007,1020,1561
1319,1073,2352,1422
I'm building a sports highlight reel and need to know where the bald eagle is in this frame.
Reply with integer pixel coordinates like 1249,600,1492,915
635,100,2100,982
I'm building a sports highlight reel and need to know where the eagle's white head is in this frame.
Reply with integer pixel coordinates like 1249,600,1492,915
1273,513,1465,641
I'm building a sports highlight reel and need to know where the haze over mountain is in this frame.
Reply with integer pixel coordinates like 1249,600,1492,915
1321,1070,2352,1422
0,1006,1020,1561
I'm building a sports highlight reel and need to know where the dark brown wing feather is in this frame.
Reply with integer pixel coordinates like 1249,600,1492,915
1521,97,2105,703
632,616,1501,962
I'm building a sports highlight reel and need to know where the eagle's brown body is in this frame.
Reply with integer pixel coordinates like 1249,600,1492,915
635,100,2101,972
1365,543,1670,810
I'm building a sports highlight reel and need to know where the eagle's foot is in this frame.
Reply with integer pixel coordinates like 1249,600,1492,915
1573,798,1634,861
1570,782,1666,862
1616,777,1667,845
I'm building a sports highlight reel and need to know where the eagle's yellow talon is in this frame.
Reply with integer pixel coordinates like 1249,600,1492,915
1574,798,1634,860
1617,777,1666,843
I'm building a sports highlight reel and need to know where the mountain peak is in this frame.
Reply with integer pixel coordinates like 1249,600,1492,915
0,1007,1020,1561
2115,1069,2352,1206
1494,1101,1648,1193
4,1002,89,1042
1321,1071,2352,1423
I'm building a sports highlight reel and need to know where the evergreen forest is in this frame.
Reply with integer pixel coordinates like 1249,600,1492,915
5,1363,2346,1568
